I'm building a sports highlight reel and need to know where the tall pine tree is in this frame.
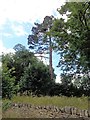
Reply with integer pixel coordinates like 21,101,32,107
28,16,55,80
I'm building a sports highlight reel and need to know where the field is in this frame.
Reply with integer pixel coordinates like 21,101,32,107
2,96,88,118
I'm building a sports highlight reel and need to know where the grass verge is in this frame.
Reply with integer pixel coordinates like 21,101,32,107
3,96,88,110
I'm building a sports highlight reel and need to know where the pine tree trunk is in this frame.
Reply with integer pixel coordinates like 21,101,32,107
49,36,53,80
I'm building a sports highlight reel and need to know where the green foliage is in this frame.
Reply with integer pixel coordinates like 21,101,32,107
20,61,52,96
2,101,12,112
2,45,56,98
51,2,90,96
13,49,36,85
13,46,54,96
2,54,16,99
51,2,90,75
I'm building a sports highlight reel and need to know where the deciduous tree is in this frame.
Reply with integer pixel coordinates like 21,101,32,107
51,2,90,75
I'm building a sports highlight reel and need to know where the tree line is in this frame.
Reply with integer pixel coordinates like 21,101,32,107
2,44,89,99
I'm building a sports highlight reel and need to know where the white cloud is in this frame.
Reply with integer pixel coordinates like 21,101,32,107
11,24,28,36
0,0,65,25
0,0,65,51
2,33,12,37
0,40,15,55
